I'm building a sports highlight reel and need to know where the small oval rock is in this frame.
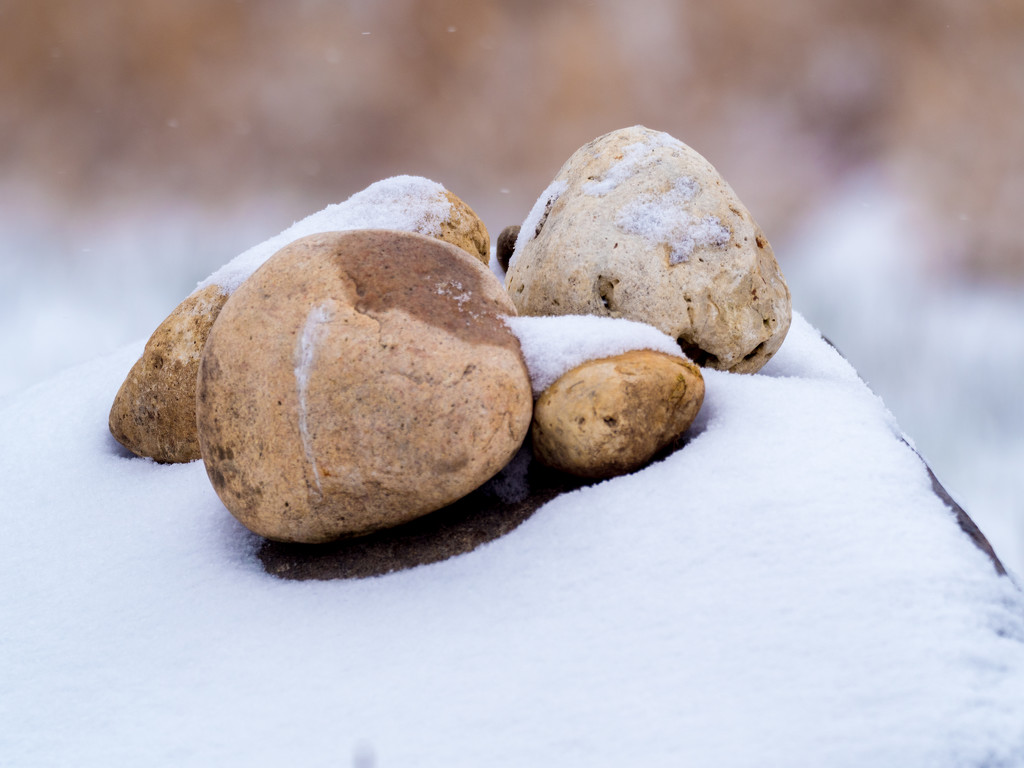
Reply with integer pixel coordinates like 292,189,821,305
531,349,704,479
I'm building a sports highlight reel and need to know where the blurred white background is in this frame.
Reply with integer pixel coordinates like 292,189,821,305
2,0,1021,573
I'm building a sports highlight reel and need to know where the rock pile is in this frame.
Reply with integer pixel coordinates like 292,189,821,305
110,127,790,554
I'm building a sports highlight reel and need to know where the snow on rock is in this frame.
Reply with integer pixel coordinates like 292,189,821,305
617,177,731,264
581,130,681,196
505,314,685,395
507,178,566,271
197,175,452,293
578,129,732,264
1,310,1023,767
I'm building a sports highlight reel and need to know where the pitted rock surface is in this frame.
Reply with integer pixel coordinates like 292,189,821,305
531,349,705,479
505,125,792,373
196,229,532,543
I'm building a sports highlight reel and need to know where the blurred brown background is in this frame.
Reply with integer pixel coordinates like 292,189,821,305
2,0,1024,573
3,0,1023,280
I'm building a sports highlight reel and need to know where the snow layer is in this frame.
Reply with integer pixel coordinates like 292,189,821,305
2,311,1023,767
196,175,452,293
505,314,685,395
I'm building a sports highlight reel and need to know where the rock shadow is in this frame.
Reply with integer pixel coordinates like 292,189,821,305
258,445,593,581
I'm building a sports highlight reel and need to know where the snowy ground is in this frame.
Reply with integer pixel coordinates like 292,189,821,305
2,303,1023,765
783,176,1024,578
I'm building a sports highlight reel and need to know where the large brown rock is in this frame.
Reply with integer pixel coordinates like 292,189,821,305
505,125,792,373
196,229,533,544
531,349,704,479
109,176,489,463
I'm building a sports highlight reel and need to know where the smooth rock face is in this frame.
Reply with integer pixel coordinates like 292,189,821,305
531,349,705,479
108,284,229,463
109,179,489,463
196,229,533,544
505,125,792,373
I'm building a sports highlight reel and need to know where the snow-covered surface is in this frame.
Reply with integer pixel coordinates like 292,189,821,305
197,175,452,293
3,309,1023,766
505,314,686,395
784,174,1024,582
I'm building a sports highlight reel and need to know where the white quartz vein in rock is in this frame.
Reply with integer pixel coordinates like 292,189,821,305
294,302,334,496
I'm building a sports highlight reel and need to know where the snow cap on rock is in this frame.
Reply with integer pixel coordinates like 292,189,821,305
504,313,685,396
199,175,488,293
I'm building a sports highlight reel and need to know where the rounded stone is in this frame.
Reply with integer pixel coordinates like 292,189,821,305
109,178,489,463
439,189,491,265
505,125,792,373
108,284,228,463
530,349,704,479
196,229,533,544
496,225,520,272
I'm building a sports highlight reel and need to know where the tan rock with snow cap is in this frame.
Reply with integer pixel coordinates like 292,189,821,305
505,125,791,373
531,349,704,479
196,229,532,544
109,176,489,463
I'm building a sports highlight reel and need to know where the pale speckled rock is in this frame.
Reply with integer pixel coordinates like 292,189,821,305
196,229,533,544
109,178,489,463
531,349,704,479
505,125,792,373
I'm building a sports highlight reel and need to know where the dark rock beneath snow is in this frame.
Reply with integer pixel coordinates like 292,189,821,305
904,439,1007,576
